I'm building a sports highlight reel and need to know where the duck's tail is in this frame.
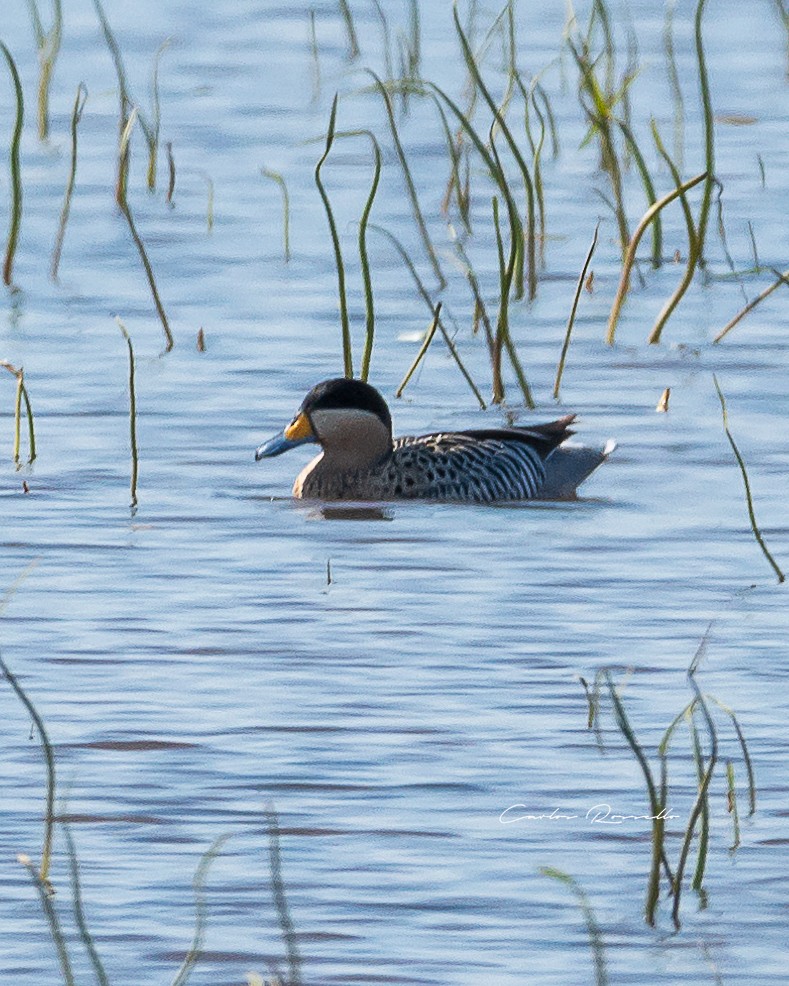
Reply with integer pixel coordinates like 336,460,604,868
540,438,617,499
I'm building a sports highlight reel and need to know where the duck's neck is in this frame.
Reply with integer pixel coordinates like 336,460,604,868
293,408,392,497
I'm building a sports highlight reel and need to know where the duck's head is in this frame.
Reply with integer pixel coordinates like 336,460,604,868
255,378,393,467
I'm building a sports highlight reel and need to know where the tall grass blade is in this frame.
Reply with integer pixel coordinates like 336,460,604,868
714,266,789,342
166,141,175,204
51,83,88,281
370,0,394,86
568,37,629,259
671,657,717,928
64,825,110,986
448,226,500,400
264,807,303,986
539,868,608,986
2,362,36,466
647,123,701,343
368,71,446,289
1,43,24,289
616,117,661,268
170,835,231,986
370,224,486,408
18,853,74,985
337,0,360,60
308,9,320,103
147,39,170,191
712,375,784,583
116,318,139,511
396,302,441,398
27,0,62,141
693,0,715,265
117,114,174,351
604,671,664,926
606,172,707,344
454,6,536,300
1,652,56,883
663,0,685,168
726,761,741,851
314,94,352,378
261,168,291,263
710,698,757,816
93,0,159,190
357,134,381,382
554,223,599,399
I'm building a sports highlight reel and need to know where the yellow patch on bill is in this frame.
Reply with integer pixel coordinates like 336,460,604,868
284,412,313,441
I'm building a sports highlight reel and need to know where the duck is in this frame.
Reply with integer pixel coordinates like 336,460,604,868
255,377,614,502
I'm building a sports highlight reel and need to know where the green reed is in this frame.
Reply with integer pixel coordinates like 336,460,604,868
166,141,175,204
693,0,715,266
265,806,303,986
713,375,784,583
605,172,707,344
308,8,320,102
454,6,536,300
1,361,36,467
553,223,599,400
396,302,442,398
261,168,291,263
1,43,23,289
93,0,165,191
437,100,471,234
491,189,533,408
320,126,382,381
715,265,789,342
51,83,88,281
1,651,56,885
539,869,608,986
663,0,685,169
314,94,352,378
26,0,63,141
517,76,547,261
170,835,231,986
337,0,360,61
370,224,486,409
368,71,445,289
371,0,394,88
590,635,757,928
18,853,74,984
448,227,501,401
62,824,110,986
356,133,381,382
117,115,174,352
116,318,139,510
568,37,629,259
647,123,701,344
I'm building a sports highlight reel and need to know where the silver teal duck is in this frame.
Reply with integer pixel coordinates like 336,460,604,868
255,378,615,502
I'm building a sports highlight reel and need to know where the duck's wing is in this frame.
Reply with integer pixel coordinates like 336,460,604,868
448,414,577,457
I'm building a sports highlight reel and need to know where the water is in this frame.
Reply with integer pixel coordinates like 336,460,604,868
1,1,788,983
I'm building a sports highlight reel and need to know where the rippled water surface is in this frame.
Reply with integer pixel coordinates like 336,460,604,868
1,1,788,984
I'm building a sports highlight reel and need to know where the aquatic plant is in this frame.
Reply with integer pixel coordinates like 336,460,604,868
713,375,784,583
0,42,23,289
539,868,608,986
116,318,139,511
26,0,63,141
0,360,36,466
584,634,757,928
116,116,174,352
314,94,352,377
51,83,88,281
261,168,291,263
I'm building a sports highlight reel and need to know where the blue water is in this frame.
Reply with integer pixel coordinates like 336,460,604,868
1,1,788,983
